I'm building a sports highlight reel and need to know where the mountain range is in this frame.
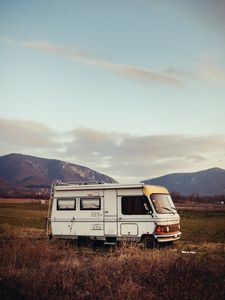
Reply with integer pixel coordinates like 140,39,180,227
0,153,225,198
0,153,116,197
142,168,225,196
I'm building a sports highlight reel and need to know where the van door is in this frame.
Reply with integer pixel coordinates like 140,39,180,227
104,189,118,236
117,191,153,238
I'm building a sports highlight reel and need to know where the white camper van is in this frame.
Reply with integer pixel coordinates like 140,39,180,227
47,181,181,248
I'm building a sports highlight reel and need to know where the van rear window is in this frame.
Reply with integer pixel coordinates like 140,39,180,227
57,198,76,210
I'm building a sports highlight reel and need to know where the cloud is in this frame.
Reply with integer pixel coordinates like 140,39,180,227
165,64,225,83
1,37,183,87
198,63,225,82
1,120,225,183
0,36,17,45
180,0,225,28
3,36,225,86
0,118,61,155
64,127,225,182
2,36,224,86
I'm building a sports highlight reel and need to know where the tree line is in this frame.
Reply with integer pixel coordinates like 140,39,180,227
171,191,225,203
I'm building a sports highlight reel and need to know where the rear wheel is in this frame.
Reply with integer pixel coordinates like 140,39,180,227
48,234,53,240
78,236,93,247
143,235,158,249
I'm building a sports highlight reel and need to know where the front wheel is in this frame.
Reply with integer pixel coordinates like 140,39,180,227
142,235,158,249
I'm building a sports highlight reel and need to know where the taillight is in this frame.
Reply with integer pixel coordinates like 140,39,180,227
155,225,162,233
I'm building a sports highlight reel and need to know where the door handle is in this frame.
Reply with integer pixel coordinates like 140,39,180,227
118,217,122,220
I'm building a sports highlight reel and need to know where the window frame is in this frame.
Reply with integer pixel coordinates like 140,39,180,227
57,198,76,211
80,197,101,211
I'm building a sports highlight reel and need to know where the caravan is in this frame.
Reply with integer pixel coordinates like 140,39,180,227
47,181,181,248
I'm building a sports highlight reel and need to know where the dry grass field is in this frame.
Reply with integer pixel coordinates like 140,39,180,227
1,239,225,300
0,199,225,299
176,201,225,212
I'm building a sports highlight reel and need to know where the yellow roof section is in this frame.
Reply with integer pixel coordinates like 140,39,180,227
143,184,169,196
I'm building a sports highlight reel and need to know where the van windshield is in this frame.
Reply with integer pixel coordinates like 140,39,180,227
150,194,176,214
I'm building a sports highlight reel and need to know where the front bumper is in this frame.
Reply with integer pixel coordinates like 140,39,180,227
154,231,182,242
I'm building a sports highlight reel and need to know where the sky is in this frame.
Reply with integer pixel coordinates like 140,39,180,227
0,0,225,182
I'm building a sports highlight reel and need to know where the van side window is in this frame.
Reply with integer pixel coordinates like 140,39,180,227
57,198,76,210
122,195,151,215
80,198,101,210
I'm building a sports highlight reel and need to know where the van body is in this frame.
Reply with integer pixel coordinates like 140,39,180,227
48,181,181,247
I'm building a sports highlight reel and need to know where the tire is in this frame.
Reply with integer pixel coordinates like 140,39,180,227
143,235,158,249
48,234,53,240
78,236,93,247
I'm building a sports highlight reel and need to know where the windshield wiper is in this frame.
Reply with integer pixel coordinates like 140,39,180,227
161,206,173,213
171,206,177,212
